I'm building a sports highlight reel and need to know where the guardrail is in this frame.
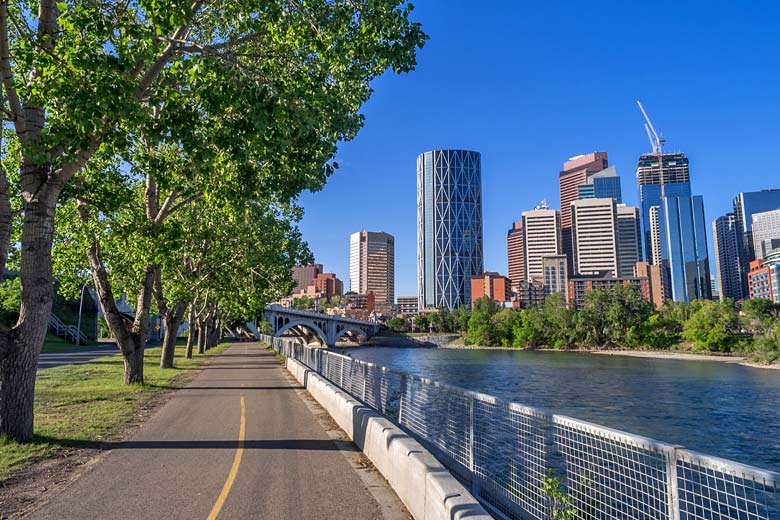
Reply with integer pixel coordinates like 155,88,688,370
260,334,780,520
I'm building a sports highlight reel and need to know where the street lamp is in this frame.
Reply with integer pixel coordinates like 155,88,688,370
76,283,89,346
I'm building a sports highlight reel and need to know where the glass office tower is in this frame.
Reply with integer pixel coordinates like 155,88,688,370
732,189,780,297
663,195,712,302
636,152,691,261
417,150,484,310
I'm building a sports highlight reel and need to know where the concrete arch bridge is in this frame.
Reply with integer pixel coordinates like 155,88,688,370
263,305,380,347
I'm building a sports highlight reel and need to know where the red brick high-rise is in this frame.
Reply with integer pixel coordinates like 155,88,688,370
559,152,609,274
506,221,525,290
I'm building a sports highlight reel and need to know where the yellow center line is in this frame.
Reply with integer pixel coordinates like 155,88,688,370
206,395,246,520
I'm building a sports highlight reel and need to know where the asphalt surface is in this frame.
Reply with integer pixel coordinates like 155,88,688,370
27,343,392,520
37,343,120,370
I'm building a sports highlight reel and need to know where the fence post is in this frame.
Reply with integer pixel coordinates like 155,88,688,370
470,394,480,497
362,363,367,402
665,446,681,520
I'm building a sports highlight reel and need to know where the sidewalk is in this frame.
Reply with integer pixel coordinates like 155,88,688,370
27,343,404,519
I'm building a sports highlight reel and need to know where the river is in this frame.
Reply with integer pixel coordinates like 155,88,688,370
340,345,780,472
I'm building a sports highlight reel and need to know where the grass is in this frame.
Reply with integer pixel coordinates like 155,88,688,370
40,333,101,353
0,342,230,481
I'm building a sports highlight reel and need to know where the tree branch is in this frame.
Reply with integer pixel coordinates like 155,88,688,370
0,1,25,135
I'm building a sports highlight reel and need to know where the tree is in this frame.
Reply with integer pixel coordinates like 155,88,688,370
542,294,576,348
514,306,547,348
682,300,739,351
465,297,501,346
387,317,407,333
606,284,653,347
293,296,314,311
0,0,426,441
450,306,471,333
491,308,521,346
413,314,430,332
741,298,780,337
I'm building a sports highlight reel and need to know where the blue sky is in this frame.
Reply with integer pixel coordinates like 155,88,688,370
297,0,780,298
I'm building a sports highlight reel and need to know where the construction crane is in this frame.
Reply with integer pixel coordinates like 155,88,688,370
637,100,666,198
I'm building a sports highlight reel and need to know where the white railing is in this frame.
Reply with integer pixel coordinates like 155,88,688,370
49,313,88,345
261,334,780,520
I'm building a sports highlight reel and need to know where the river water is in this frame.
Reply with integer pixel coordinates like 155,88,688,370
341,346,780,472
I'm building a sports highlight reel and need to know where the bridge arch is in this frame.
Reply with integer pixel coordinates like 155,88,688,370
334,326,369,344
276,320,328,347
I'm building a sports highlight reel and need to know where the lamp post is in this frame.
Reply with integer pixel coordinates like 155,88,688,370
76,283,88,345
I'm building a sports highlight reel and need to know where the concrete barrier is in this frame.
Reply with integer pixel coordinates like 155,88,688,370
286,357,492,520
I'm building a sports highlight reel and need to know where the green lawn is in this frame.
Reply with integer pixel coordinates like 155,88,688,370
40,333,101,353
0,342,230,480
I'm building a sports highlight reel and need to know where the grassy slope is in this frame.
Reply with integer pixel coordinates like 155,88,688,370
0,342,230,480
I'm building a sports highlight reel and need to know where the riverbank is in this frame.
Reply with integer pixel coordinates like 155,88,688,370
435,340,780,369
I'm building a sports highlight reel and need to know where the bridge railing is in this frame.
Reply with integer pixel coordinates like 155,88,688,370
260,334,780,520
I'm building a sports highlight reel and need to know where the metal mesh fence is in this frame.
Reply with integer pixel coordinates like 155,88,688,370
260,335,780,520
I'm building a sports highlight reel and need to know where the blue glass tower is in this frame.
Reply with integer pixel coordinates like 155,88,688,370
732,189,780,297
577,166,622,203
417,150,483,310
663,195,712,301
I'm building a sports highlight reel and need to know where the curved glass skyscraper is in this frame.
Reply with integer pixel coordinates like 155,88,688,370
417,149,484,310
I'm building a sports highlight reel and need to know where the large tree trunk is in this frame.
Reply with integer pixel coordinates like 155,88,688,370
197,320,206,354
0,177,61,440
185,303,196,359
122,334,146,384
160,302,186,368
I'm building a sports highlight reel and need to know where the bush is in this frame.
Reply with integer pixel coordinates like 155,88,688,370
387,317,408,333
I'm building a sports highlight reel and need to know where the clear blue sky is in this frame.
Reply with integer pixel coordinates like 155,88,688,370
297,0,780,298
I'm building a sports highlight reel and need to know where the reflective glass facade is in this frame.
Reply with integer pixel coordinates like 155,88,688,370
732,190,780,297
663,195,712,302
417,150,483,310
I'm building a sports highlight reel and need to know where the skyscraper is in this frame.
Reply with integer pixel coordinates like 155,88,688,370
506,221,525,290
522,208,561,282
559,152,609,274
751,209,780,259
577,166,622,203
663,195,712,302
732,190,780,298
571,198,619,276
417,149,483,310
617,206,642,278
349,230,395,306
636,152,691,261
712,214,742,301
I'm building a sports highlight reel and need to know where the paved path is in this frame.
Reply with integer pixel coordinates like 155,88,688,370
28,343,398,520
37,343,120,370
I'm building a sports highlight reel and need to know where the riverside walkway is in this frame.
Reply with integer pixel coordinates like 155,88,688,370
28,343,406,520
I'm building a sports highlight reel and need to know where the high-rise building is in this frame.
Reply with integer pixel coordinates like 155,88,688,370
712,214,742,301
417,149,483,310
471,272,511,306
663,195,712,302
567,271,652,310
291,264,323,294
522,208,561,282
349,230,395,306
313,272,343,299
571,198,618,276
506,221,525,290
396,296,419,317
649,206,663,266
542,255,568,299
751,209,780,260
635,261,665,308
747,250,780,303
577,166,622,203
732,190,780,299
636,152,691,261
617,206,642,278
559,152,609,274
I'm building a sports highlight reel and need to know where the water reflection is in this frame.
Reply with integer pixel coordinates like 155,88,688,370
342,346,780,471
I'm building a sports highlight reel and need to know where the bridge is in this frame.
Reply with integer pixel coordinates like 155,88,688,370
263,304,381,347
